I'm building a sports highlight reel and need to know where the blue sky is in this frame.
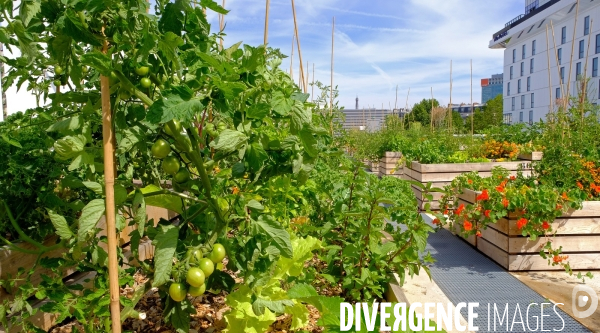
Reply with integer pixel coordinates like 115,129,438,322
2,0,524,116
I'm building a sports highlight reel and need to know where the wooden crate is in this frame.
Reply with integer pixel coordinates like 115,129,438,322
378,152,403,178
460,189,600,271
403,159,532,211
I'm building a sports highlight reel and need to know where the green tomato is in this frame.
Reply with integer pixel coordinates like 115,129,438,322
168,283,187,302
164,119,182,137
187,248,203,263
174,168,190,184
109,72,119,85
55,65,64,75
198,258,215,277
135,66,150,76
53,79,61,87
204,123,215,132
174,133,192,153
217,121,227,131
140,77,152,88
151,139,171,159
188,284,206,297
81,66,89,74
209,244,226,263
162,156,181,175
120,89,131,100
186,267,206,287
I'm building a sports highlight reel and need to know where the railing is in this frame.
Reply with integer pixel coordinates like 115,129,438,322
493,0,562,42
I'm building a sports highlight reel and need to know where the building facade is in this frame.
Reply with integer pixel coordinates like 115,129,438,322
340,108,406,132
481,74,504,104
490,0,600,124
451,103,485,119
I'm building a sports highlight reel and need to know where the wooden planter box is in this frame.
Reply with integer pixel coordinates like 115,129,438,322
403,159,533,211
459,189,600,271
518,151,543,161
378,152,403,178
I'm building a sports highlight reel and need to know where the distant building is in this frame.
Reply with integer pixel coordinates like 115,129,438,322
450,103,484,119
490,0,600,123
481,74,504,104
340,108,406,131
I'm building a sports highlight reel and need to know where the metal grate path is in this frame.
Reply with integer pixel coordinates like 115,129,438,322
421,214,589,333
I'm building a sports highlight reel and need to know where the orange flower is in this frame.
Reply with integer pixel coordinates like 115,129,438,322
556,203,563,210
502,197,509,208
496,185,505,193
577,182,584,190
444,209,449,215
463,220,473,231
232,186,240,195
433,218,441,225
561,192,568,200
455,204,465,216
516,217,528,229
476,231,482,237
476,189,489,201
484,210,491,218
468,179,473,184
542,221,550,230
510,175,516,181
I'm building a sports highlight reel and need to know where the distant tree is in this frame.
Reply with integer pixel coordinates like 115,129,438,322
465,94,503,133
409,98,439,128
451,111,465,133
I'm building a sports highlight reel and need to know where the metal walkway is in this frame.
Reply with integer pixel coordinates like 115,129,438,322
420,214,590,333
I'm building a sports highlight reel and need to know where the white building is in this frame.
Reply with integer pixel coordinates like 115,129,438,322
490,0,600,124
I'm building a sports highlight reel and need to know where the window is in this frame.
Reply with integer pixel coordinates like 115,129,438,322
511,97,515,111
579,40,585,59
530,58,534,73
532,40,536,55
594,58,598,77
527,77,531,91
597,35,600,54
576,62,582,80
513,49,516,63
531,93,534,108
521,62,525,76
520,111,524,122
522,45,526,59
507,82,511,95
560,67,565,83
556,87,561,99
510,66,514,79
518,79,522,93
585,16,590,36
521,95,525,109
529,110,533,124
561,26,567,44
558,48,562,65
503,113,513,125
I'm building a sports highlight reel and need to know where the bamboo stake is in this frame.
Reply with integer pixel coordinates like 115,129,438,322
449,60,453,131
290,34,294,80
264,0,271,45
471,59,473,140
298,60,303,90
430,87,434,131
545,25,553,118
311,63,315,102
566,0,580,108
100,32,121,333
330,17,335,114
305,61,309,92
290,0,306,92
0,43,7,121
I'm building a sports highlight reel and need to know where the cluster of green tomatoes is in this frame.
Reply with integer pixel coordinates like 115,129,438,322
168,244,227,302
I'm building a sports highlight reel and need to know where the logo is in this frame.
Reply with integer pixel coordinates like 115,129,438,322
572,285,598,319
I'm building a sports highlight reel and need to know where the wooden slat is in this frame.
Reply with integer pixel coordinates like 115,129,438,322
477,238,508,269
407,169,530,183
509,235,600,254
480,226,508,252
384,152,402,159
410,161,530,173
501,217,600,236
508,253,600,271
453,223,476,246
411,186,444,201
518,152,543,161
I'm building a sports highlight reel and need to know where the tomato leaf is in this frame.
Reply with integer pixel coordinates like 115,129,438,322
46,116,82,133
19,0,41,27
54,135,85,160
152,224,179,287
210,129,247,154
46,209,74,240
252,215,293,258
82,181,104,195
80,51,112,76
252,298,294,316
246,142,268,172
200,0,230,14
163,298,195,333
287,284,318,299
147,94,203,124
57,10,102,46
77,199,105,242
270,91,292,116
299,125,318,158
139,185,183,214
246,103,270,119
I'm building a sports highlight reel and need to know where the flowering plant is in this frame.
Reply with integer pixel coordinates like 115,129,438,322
437,167,592,277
